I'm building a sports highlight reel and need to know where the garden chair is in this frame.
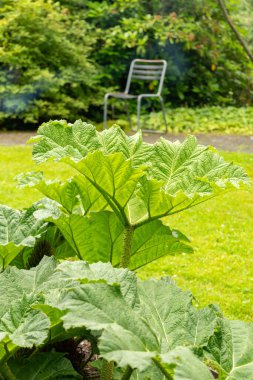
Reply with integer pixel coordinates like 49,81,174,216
103,59,168,132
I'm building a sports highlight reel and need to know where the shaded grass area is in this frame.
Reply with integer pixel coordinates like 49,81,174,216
0,146,253,321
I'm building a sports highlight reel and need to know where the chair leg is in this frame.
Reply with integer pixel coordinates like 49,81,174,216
124,101,132,130
137,96,142,130
103,94,109,129
159,96,168,133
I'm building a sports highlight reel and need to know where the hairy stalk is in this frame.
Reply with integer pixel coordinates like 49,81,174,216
100,360,114,380
152,358,173,380
0,363,16,380
121,365,134,380
120,225,134,268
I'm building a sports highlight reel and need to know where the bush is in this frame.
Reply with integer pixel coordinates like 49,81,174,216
0,0,99,127
86,0,253,108
1,0,253,128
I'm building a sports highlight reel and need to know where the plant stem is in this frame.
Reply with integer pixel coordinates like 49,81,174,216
100,360,114,380
152,358,173,380
121,225,134,268
121,365,134,380
0,363,16,380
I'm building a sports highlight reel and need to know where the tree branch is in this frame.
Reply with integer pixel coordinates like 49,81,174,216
217,0,253,63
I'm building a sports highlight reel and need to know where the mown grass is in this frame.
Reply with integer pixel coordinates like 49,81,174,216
0,145,252,321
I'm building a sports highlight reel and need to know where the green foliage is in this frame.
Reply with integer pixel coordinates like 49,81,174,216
0,122,251,377
0,0,98,126
1,257,253,379
0,145,252,321
8,352,82,379
135,106,253,134
0,203,47,269
1,0,253,127
16,121,248,271
85,0,253,108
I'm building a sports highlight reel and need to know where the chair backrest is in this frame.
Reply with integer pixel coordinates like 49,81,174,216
125,59,167,95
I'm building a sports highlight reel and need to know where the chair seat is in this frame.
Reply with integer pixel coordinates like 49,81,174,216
107,92,137,99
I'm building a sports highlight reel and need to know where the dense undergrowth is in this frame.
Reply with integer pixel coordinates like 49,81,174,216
104,106,253,135
0,122,252,379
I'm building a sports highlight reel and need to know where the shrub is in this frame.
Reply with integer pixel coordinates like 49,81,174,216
85,0,253,108
0,0,98,127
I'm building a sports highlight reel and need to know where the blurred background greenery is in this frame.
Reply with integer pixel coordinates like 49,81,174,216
1,0,253,130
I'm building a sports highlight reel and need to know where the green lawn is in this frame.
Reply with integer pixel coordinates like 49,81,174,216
0,145,253,321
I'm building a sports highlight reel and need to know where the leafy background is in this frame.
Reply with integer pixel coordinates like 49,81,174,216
1,0,253,128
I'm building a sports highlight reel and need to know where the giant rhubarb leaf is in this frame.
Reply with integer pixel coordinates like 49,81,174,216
8,352,82,379
28,122,249,227
0,204,47,269
206,318,253,379
0,293,50,348
0,257,139,354
29,120,153,165
24,122,249,269
45,276,217,376
42,210,192,268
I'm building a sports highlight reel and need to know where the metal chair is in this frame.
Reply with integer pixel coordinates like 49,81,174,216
103,59,168,132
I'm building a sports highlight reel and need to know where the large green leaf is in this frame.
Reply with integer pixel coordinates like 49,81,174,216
45,210,192,269
45,277,217,375
160,347,214,380
150,136,248,194
8,352,82,379
30,123,249,197
71,151,146,223
29,120,101,163
55,260,139,308
29,123,249,226
0,257,138,318
18,172,107,215
0,293,50,348
137,280,217,351
30,121,153,165
126,136,249,225
207,318,253,379
0,257,62,318
126,177,217,225
0,257,140,354
128,220,192,270
0,204,47,269
96,126,153,165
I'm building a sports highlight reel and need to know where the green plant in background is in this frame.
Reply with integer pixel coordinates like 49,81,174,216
84,0,253,110
134,106,253,134
0,0,99,127
1,0,253,128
